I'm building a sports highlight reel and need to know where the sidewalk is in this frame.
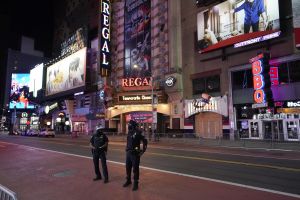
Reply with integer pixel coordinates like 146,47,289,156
0,141,299,200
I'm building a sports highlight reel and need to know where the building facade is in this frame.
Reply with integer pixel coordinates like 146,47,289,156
180,0,300,141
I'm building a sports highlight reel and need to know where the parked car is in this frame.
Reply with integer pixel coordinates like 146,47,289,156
38,128,55,137
26,129,39,136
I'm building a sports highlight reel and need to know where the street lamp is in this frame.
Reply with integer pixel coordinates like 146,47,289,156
151,75,158,142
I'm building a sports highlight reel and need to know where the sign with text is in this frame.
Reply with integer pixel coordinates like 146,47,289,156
99,0,111,77
250,53,273,105
119,94,152,102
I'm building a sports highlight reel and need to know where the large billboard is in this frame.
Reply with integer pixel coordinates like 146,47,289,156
46,48,87,96
9,73,34,109
29,63,44,98
124,0,151,78
197,0,280,52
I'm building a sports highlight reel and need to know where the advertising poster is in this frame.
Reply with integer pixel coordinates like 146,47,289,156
46,48,87,96
197,0,280,52
10,73,34,109
126,112,153,123
124,0,151,78
29,63,44,97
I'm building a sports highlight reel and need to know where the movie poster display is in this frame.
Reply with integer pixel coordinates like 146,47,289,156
46,48,87,96
197,0,280,52
124,0,151,78
9,73,34,109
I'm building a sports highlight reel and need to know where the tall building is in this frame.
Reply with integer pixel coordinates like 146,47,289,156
180,0,300,141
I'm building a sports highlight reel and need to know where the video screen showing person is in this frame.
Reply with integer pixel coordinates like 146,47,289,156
9,73,34,109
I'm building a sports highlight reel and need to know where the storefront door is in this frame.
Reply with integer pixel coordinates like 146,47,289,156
195,112,222,139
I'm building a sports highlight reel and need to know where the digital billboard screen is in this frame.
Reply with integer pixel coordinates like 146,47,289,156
45,47,87,96
10,73,35,109
197,0,280,52
29,63,44,98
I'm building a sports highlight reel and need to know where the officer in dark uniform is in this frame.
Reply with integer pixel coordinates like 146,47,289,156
123,120,148,191
90,128,109,183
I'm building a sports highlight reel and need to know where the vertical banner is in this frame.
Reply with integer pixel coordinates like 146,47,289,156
292,0,300,48
250,53,273,107
124,0,151,78
99,0,111,77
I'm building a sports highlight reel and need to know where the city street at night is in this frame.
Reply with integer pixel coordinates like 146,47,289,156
0,134,299,199
1,0,300,199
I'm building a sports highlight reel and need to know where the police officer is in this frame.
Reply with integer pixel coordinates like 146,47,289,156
90,128,109,183
123,120,148,191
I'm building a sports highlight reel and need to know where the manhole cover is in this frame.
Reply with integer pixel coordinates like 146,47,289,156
53,169,76,177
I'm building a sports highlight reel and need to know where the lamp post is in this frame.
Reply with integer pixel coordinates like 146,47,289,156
151,76,157,142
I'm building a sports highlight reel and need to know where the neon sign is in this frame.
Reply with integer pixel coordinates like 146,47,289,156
251,53,273,105
99,0,111,77
122,77,151,87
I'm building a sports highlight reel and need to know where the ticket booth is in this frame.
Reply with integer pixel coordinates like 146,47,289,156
283,119,300,141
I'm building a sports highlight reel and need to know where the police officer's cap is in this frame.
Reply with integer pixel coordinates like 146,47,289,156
96,128,103,135
128,120,138,127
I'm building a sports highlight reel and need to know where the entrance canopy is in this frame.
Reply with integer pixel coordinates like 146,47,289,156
107,104,170,118
185,95,228,118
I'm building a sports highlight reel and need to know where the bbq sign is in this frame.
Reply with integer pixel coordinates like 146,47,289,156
250,53,273,105
99,0,111,77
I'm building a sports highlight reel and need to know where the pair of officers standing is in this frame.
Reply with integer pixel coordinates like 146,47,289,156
89,120,148,191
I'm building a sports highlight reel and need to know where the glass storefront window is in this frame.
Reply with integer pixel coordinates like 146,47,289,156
192,75,220,95
287,121,299,139
232,69,253,90
277,63,289,84
288,61,300,83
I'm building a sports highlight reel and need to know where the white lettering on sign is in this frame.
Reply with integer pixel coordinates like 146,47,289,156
119,95,152,102
99,0,111,76
287,101,300,107
234,31,281,48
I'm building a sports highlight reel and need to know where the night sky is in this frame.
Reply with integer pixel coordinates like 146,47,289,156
0,0,54,57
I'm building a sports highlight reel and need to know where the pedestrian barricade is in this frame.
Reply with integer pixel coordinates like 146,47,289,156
0,184,18,200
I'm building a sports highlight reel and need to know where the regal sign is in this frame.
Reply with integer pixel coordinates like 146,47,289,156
250,53,273,105
99,0,111,77
122,77,151,87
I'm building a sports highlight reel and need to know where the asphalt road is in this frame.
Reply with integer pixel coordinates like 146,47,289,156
1,134,300,196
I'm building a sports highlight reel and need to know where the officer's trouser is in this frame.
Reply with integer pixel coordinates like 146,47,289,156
125,151,140,183
93,150,108,180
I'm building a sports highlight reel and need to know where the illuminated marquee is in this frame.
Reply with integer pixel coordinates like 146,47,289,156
122,77,151,87
251,53,273,105
99,0,111,77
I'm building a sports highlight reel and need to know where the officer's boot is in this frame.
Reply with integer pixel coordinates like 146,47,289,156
132,182,138,191
123,180,132,187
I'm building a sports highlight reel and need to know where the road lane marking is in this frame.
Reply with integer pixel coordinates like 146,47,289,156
1,141,300,199
107,148,300,173
2,139,299,173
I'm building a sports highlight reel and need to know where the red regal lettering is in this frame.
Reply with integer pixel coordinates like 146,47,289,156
122,79,128,87
129,78,134,87
135,78,142,86
143,78,150,86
